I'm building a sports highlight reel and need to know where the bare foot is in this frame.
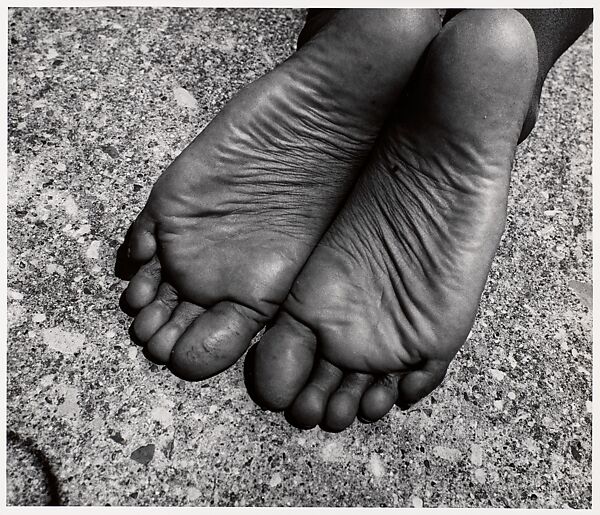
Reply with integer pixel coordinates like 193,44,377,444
248,9,538,431
115,10,441,380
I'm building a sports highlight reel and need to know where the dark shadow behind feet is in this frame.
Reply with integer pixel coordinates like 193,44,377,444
114,225,138,280
6,430,62,506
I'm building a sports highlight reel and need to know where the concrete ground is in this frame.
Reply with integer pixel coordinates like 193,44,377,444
6,7,592,508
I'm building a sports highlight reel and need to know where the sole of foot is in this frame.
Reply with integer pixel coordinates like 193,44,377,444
115,9,441,380
249,9,538,431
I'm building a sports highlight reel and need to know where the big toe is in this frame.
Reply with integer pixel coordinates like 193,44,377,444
250,312,317,411
169,301,265,381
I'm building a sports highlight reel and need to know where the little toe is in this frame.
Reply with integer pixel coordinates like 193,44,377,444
115,213,157,279
359,374,402,423
131,282,179,344
169,301,265,381
145,301,206,364
250,312,317,411
286,359,344,430
323,372,374,432
127,211,157,263
123,256,162,312
396,359,448,407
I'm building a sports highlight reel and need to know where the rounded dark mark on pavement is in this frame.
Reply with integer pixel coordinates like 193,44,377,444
7,429,63,506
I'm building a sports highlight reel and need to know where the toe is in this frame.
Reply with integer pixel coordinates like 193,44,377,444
169,301,265,381
286,359,343,429
395,359,448,407
145,301,205,364
128,211,157,263
115,212,156,279
323,372,374,432
359,374,402,422
131,282,179,343
251,312,317,411
123,256,162,312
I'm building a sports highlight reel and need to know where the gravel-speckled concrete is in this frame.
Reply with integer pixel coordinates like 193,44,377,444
7,8,592,507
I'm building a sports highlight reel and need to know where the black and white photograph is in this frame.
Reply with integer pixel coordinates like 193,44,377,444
4,2,594,509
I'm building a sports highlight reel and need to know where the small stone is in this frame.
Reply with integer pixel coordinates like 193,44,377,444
489,368,506,381
7,289,24,301
493,400,504,410
109,430,125,445
100,145,120,159
130,444,155,465
63,195,79,217
74,224,91,236
42,327,85,355
412,496,423,508
524,438,539,453
128,347,137,359
269,472,282,488
56,162,67,172
470,444,483,467
209,405,218,414
473,468,486,484
368,453,385,478
508,392,516,400
46,263,66,276
568,280,592,310
46,48,59,60
106,330,116,339
187,487,201,501
320,440,346,463
32,313,46,323
86,240,101,259
554,328,567,341
433,446,462,462
173,86,198,109
40,374,54,387
54,385,80,419
150,406,173,427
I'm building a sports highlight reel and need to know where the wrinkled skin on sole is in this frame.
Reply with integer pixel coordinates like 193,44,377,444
249,9,539,432
116,9,442,380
